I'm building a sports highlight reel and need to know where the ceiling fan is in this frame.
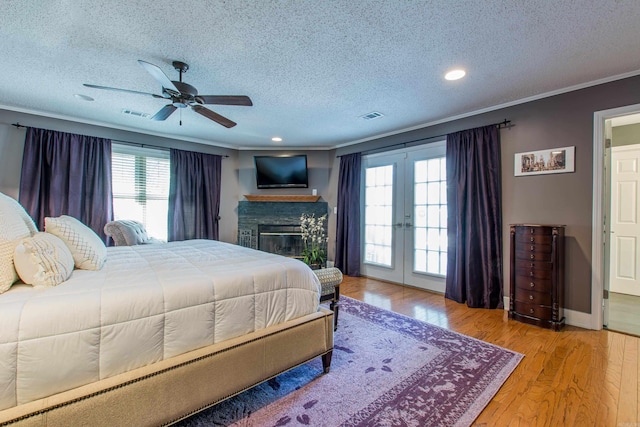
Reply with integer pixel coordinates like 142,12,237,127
84,60,252,128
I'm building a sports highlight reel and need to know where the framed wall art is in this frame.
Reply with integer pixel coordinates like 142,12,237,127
514,146,575,176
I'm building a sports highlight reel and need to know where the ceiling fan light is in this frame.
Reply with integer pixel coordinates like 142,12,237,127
445,69,466,81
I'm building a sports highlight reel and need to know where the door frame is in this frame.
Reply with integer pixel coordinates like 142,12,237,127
592,102,640,330
360,142,447,292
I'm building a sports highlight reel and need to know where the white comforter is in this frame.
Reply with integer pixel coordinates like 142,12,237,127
0,240,321,410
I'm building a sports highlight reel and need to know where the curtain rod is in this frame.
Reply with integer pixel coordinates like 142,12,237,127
340,119,512,157
11,123,229,158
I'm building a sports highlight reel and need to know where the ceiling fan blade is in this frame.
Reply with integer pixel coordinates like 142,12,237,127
195,95,253,106
138,60,181,95
83,83,166,98
151,104,178,121
192,105,237,128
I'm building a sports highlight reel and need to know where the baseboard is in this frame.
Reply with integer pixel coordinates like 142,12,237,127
503,297,594,330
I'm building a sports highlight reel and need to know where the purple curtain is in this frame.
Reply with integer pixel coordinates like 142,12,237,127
19,127,113,241
335,152,361,276
168,148,221,241
445,125,503,308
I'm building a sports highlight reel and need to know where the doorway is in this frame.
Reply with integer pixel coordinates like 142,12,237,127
606,121,640,335
592,104,640,333
360,142,447,293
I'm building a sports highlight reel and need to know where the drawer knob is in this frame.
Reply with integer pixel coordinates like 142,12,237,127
530,271,534,277
530,229,534,234
530,254,535,260
530,308,535,314
530,282,535,288
529,295,534,300
530,237,534,242
530,263,534,268
530,245,534,251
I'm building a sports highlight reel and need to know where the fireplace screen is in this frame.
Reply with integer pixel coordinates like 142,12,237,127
258,224,304,258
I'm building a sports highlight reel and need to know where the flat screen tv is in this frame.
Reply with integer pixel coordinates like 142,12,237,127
254,155,309,189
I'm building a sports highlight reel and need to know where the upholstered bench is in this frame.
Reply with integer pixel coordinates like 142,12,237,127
314,267,343,330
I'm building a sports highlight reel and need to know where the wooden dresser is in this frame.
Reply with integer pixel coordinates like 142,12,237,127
509,224,565,331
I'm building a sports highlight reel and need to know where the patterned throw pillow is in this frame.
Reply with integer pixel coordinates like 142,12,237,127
45,215,107,270
14,232,75,287
0,192,35,293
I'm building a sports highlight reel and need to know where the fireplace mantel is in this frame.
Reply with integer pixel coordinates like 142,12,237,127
244,195,321,202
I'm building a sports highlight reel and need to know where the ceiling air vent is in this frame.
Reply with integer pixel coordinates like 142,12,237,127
121,109,151,119
360,111,384,120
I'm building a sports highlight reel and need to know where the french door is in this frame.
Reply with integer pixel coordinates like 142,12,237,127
360,143,447,293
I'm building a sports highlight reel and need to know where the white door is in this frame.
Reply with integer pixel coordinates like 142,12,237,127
361,143,447,293
609,144,640,296
360,153,405,284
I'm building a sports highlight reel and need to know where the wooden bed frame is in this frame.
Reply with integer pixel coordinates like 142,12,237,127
0,308,334,426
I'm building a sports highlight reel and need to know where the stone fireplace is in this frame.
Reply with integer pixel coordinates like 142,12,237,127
237,200,328,258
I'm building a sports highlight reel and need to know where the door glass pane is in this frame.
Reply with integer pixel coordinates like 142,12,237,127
364,165,394,267
414,157,447,275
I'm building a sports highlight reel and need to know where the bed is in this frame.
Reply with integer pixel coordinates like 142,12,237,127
0,194,333,426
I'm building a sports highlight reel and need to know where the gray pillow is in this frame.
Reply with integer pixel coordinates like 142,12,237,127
104,220,154,246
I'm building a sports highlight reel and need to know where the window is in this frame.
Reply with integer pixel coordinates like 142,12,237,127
363,164,394,267
413,157,447,275
111,144,170,240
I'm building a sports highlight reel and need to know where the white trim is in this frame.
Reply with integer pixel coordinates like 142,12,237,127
592,103,640,331
503,297,593,329
337,69,640,149
5,69,640,152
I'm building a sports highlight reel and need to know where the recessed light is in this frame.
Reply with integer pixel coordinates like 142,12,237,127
271,137,283,142
74,94,94,101
444,69,466,81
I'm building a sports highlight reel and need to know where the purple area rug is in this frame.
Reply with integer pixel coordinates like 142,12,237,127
176,297,523,427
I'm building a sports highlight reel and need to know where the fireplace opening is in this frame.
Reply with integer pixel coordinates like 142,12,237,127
258,224,304,258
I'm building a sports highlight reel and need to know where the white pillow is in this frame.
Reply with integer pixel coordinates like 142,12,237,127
45,215,107,270
14,232,74,287
0,192,35,293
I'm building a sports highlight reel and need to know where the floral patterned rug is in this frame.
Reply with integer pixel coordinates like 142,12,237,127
176,297,523,427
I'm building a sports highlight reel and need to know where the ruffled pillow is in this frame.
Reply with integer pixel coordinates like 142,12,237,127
14,232,74,287
45,215,107,270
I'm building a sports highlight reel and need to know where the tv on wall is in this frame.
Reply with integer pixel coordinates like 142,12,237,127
254,155,309,189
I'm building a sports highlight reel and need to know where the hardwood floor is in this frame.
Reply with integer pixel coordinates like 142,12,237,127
340,275,638,427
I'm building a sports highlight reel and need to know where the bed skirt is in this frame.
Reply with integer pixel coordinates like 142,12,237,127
0,308,334,426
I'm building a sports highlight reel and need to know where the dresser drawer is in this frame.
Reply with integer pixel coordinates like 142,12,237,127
514,301,552,320
515,232,553,245
516,248,552,262
515,260,553,272
515,267,553,280
515,275,552,293
515,288,552,306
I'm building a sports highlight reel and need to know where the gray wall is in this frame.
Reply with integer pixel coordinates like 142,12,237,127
612,123,640,147
0,110,240,244
3,74,640,314
334,75,640,314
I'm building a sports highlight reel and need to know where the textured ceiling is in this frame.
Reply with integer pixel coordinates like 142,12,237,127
1,1,639,149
